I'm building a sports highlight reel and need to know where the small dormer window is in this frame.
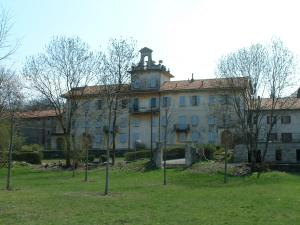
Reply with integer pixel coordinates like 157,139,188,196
149,78,157,88
133,79,140,89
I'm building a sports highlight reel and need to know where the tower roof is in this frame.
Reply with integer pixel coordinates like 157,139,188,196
139,47,153,53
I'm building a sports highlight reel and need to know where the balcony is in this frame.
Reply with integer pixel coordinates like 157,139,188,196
174,124,190,132
129,106,160,114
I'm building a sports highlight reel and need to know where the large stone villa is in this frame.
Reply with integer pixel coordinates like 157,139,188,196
19,47,300,164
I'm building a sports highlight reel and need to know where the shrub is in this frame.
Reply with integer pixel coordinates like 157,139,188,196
13,151,42,164
196,144,219,160
0,151,8,163
124,150,151,161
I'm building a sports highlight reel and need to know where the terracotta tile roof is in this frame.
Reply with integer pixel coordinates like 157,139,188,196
63,77,248,97
16,110,59,119
63,85,130,98
159,77,249,92
260,98,300,110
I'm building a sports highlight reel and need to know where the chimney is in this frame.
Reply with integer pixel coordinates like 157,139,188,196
191,73,194,82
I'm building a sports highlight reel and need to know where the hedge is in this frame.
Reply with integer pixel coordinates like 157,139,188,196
124,147,186,162
124,150,151,161
13,151,42,164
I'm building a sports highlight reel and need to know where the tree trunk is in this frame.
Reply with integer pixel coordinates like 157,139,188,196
6,115,14,190
65,135,72,168
111,101,118,166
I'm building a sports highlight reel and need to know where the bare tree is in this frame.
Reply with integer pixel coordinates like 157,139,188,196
162,106,173,185
23,36,96,168
216,38,296,172
0,68,23,190
0,8,19,62
102,38,137,165
95,38,137,195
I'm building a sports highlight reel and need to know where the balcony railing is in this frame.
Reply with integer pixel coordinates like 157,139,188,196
174,124,190,132
129,106,159,114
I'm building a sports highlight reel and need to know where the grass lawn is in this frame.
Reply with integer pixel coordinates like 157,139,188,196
0,161,300,225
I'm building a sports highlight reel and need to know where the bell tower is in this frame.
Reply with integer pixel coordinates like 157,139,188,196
138,47,154,66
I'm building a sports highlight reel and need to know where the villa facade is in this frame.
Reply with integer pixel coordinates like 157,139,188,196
70,47,246,151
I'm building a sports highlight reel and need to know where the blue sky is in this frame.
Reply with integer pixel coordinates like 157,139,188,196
1,0,300,82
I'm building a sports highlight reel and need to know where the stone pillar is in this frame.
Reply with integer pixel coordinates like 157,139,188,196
154,142,162,168
185,141,194,166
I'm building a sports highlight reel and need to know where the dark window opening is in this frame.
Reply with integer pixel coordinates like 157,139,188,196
270,133,278,141
281,115,291,124
276,149,282,161
267,116,277,125
121,99,128,109
296,150,300,161
97,100,102,110
150,97,157,108
282,133,292,143
191,96,198,106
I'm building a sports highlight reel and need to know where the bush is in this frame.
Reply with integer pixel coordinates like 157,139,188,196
13,151,42,164
124,150,151,161
0,151,8,162
196,144,220,160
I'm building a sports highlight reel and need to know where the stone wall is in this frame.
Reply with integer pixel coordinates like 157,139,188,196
234,143,300,163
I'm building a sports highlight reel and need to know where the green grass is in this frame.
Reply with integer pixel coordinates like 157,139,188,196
1,161,300,225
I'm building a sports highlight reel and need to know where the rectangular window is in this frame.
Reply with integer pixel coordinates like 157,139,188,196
296,149,300,161
208,124,215,132
133,119,140,127
178,115,186,125
208,115,216,125
275,149,282,161
150,97,157,108
267,116,277,124
119,118,127,128
208,96,215,105
95,119,102,128
270,133,278,141
84,100,90,111
282,133,292,143
119,134,127,144
220,95,229,105
190,96,200,106
149,79,157,88
208,132,217,143
94,134,102,144
191,115,199,126
281,115,291,124
133,98,139,111
179,96,185,107
191,132,200,142
162,96,170,107
152,117,158,127
96,100,102,110
121,99,128,109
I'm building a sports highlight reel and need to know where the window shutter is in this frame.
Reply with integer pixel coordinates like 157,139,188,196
189,96,193,106
197,96,201,105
